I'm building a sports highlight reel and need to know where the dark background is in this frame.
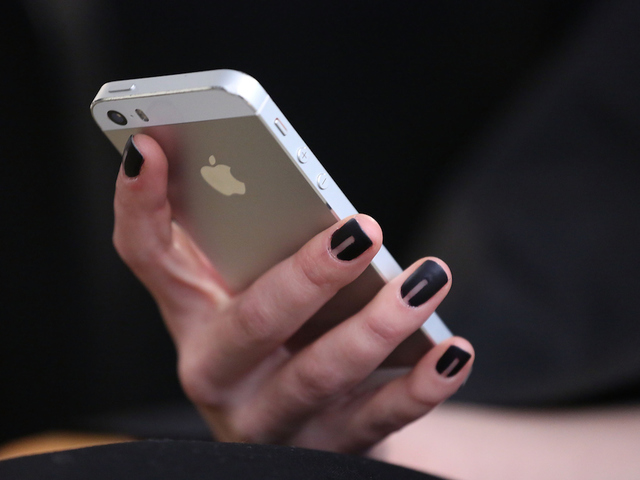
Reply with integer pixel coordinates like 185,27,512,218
3,0,640,444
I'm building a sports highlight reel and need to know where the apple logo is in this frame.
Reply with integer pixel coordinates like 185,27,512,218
200,154,246,196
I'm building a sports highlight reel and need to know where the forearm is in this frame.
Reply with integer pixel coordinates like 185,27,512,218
370,403,640,480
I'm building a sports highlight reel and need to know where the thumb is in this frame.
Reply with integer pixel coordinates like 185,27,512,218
113,133,173,267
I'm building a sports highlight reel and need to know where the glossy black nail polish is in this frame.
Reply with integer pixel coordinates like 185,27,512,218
436,345,471,378
123,135,144,177
400,260,448,307
330,218,373,261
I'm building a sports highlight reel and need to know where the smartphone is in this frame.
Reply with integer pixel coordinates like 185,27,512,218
91,69,451,366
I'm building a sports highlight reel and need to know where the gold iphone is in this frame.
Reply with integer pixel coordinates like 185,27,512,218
91,69,451,366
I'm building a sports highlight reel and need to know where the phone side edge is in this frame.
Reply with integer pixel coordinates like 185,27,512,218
251,96,453,344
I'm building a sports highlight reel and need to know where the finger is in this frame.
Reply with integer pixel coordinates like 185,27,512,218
331,337,474,452
113,134,173,265
180,215,383,389
112,134,228,334
239,258,452,441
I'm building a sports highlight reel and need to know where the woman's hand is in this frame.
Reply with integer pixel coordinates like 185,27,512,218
112,134,474,453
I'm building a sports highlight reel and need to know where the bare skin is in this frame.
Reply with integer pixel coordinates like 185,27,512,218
371,403,640,480
112,134,474,453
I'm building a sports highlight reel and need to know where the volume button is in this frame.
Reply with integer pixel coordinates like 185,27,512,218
274,118,288,136
297,146,309,163
317,173,329,190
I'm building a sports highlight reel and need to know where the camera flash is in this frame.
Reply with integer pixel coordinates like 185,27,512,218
135,109,149,122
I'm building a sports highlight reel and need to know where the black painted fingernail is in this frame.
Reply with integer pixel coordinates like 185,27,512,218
123,135,144,177
400,260,448,307
330,218,373,261
436,346,471,378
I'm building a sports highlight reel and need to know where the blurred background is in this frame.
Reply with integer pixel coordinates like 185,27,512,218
2,0,640,445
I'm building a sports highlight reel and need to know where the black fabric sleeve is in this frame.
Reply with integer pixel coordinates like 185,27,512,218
0,440,441,480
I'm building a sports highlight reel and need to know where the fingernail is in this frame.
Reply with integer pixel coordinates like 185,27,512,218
330,218,373,261
400,260,448,307
436,345,471,378
123,135,144,177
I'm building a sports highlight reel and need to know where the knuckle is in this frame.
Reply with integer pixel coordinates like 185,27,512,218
294,248,338,294
178,365,261,444
363,314,406,348
177,353,220,407
290,362,342,405
113,226,164,274
112,228,146,268
406,375,440,409
233,295,281,345
177,356,208,404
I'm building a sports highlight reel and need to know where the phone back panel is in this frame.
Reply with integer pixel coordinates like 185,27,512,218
105,115,337,293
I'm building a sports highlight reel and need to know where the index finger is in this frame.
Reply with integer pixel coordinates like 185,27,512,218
178,215,384,387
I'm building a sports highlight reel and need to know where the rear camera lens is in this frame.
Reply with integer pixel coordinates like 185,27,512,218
107,110,128,126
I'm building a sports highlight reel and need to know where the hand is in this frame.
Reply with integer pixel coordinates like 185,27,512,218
112,134,474,453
